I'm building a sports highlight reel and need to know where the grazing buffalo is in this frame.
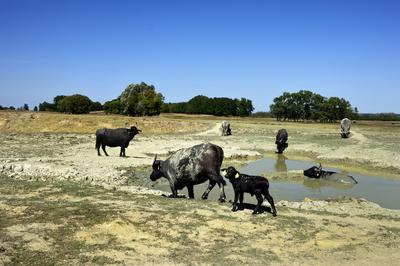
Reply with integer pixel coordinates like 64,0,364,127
340,118,351,138
221,166,277,216
150,143,226,202
221,121,231,136
275,129,288,154
303,164,358,184
95,126,141,157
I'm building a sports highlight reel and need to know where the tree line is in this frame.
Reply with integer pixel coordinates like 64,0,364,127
162,95,254,117
0,104,29,111
358,113,400,121
35,82,254,117
7,83,396,121
269,90,358,122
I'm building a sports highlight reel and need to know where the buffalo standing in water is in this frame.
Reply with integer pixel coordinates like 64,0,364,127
340,118,351,138
95,126,141,157
275,129,288,154
150,143,227,202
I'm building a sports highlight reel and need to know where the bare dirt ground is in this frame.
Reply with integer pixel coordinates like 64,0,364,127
1,111,400,265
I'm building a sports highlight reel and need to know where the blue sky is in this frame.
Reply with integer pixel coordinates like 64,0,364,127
0,0,399,113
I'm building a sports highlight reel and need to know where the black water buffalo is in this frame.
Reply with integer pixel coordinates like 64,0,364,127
221,121,231,136
275,129,288,153
95,126,141,157
340,118,351,138
150,143,226,202
222,166,277,216
303,164,358,184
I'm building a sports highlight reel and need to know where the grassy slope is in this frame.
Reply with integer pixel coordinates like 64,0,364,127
1,176,400,265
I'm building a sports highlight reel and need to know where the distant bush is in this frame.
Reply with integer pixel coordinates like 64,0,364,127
57,94,92,114
38,101,57,112
162,95,254,117
358,113,400,121
38,94,103,114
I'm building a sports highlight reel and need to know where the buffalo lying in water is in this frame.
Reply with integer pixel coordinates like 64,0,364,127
303,164,358,184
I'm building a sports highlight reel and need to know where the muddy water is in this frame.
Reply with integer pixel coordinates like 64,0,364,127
151,156,400,210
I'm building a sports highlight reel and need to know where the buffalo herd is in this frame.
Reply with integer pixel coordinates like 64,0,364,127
95,118,354,216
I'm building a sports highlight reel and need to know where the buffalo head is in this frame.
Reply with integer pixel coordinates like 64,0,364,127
129,126,141,135
303,164,322,179
150,154,164,181
221,166,240,180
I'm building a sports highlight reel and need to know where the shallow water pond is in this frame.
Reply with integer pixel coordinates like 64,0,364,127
151,156,400,210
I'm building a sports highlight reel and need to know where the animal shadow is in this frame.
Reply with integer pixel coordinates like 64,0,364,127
229,201,273,215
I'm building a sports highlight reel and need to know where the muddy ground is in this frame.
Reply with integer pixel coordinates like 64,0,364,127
1,111,400,265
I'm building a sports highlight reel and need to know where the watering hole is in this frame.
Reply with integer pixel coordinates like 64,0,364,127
148,156,400,210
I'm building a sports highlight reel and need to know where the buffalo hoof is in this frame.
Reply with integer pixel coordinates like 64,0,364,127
272,212,277,217
218,197,226,203
232,205,239,212
201,194,208,200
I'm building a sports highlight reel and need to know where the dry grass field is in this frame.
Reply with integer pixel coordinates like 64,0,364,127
1,110,400,265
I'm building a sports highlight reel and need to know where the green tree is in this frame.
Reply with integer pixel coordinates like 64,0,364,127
90,101,103,111
236,98,254,116
104,99,123,114
119,82,164,116
33,106,38,112
23,103,29,111
186,95,214,114
53,95,66,111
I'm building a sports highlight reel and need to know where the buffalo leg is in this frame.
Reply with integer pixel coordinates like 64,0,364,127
102,144,109,156
120,147,126,157
239,192,244,209
264,190,277,216
187,185,194,199
209,174,226,202
253,191,263,215
97,146,101,156
201,180,216,200
216,182,226,202
168,182,178,198
232,190,240,212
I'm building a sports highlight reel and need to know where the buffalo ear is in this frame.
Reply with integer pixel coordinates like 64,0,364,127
221,170,227,176
235,173,240,179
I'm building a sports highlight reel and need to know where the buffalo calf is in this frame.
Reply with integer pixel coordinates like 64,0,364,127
222,166,277,216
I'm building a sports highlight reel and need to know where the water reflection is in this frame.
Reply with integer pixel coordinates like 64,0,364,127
303,178,355,190
274,154,288,172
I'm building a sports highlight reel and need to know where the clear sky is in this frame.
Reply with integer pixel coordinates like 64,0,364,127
0,0,399,113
